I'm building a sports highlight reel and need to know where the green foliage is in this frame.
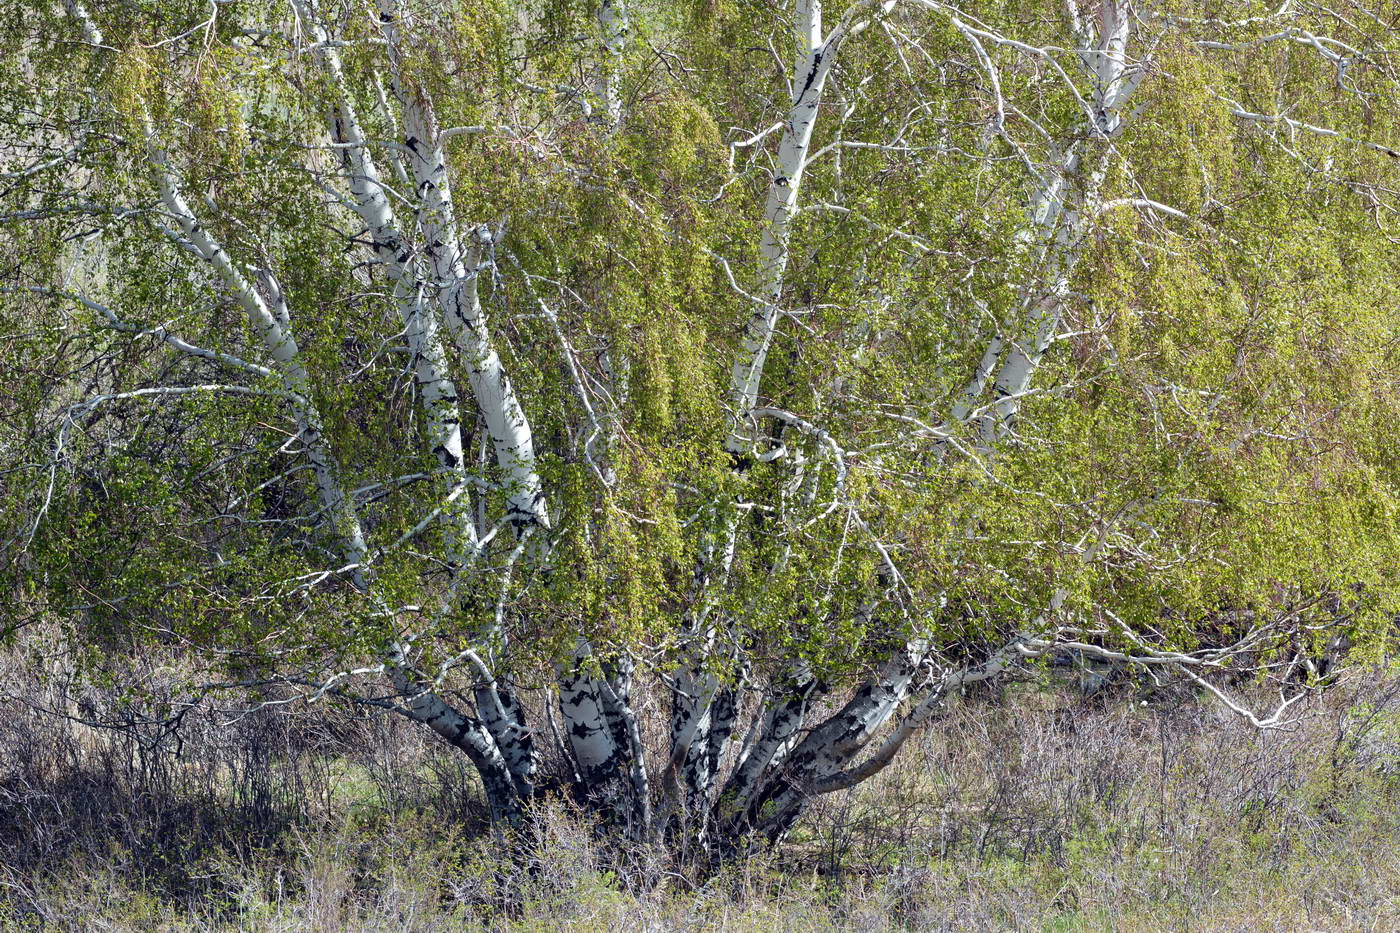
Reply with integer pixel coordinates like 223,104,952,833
3,0,1400,701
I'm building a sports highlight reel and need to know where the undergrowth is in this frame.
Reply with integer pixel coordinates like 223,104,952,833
3,645,1399,931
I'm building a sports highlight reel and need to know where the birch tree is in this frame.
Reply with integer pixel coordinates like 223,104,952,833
4,0,1400,859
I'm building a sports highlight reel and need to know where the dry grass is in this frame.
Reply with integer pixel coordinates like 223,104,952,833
2,645,1399,931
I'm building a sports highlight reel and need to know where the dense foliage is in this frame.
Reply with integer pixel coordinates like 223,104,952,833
3,0,1400,852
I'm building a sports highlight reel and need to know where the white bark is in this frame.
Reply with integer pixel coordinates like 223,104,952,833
692,683,737,814
810,641,1021,794
385,645,524,821
146,141,370,580
50,0,1349,849
720,674,817,822
723,0,897,450
674,0,839,828
138,131,529,814
60,0,527,821
727,5,1150,838
558,642,626,789
596,0,630,126
373,0,550,530
675,0,893,837
289,0,551,801
291,0,478,561
406,130,550,530
370,0,559,793
968,0,1137,449
60,0,104,46
597,655,652,833
725,0,833,456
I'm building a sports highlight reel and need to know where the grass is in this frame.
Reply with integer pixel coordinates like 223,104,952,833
3,656,1400,931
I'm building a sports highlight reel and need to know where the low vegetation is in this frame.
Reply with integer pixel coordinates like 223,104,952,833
4,639,1398,931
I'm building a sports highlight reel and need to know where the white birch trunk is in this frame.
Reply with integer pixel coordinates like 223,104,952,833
597,655,652,834
736,648,929,840
558,647,625,786
290,0,477,562
969,0,1137,448
375,1,597,804
385,645,525,822
596,0,630,126
373,0,550,531
401,102,550,530
717,7,1153,845
144,130,527,818
71,0,527,820
718,674,818,825
145,143,369,580
669,0,860,839
726,0,834,457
